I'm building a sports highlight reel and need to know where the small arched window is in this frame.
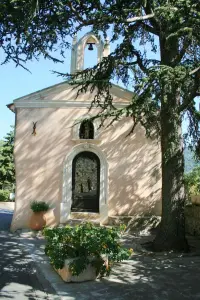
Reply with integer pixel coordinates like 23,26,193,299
79,120,94,139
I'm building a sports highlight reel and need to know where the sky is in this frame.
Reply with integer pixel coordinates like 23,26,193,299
0,47,69,139
0,37,99,140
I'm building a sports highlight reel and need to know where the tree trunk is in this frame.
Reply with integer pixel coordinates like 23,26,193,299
153,90,189,252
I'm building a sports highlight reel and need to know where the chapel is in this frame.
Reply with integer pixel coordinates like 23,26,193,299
8,32,161,231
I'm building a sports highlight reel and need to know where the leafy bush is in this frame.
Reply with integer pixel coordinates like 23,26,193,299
30,201,49,212
0,189,10,202
185,166,200,196
0,129,15,191
44,222,132,277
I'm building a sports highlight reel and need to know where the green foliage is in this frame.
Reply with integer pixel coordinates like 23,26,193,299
30,201,49,212
185,166,200,196
0,189,10,202
43,223,132,277
0,128,15,192
1,0,200,250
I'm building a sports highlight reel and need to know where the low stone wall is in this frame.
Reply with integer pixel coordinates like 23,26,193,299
185,205,200,236
108,215,161,234
108,208,200,237
0,202,15,211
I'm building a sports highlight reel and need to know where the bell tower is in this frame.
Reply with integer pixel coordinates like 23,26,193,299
70,32,110,74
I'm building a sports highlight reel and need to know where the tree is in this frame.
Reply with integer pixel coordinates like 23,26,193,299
0,128,15,192
0,0,200,251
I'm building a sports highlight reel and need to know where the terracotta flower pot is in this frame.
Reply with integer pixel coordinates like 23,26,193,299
29,211,46,230
55,258,98,282
191,195,200,205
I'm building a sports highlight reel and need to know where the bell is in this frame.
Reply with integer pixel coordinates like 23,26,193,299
88,43,94,51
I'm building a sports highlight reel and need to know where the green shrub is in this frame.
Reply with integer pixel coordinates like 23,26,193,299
185,166,200,196
0,189,10,202
43,222,132,277
30,201,49,212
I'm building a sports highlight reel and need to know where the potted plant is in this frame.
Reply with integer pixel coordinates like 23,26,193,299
43,222,133,282
29,201,50,230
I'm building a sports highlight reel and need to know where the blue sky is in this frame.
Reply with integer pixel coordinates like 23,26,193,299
0,48,69,139
0,38,104,140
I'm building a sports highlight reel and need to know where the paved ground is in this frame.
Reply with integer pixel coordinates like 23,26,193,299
1,204,200,299
26,237,200,299
0,206,59,300
19,230,200,300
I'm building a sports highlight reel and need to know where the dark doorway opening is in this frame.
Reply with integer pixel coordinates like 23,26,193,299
71,151,100,212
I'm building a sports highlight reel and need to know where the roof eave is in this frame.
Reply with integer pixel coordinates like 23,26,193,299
7,103,15,113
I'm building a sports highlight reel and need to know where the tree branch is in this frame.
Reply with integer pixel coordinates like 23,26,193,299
140,22,159,36
143,2,159,32
173,39,191,64
74,7,156,32
125,13,154,23
189,66,200,76
179,67,200,112
67,2,88,25
132,49,148,74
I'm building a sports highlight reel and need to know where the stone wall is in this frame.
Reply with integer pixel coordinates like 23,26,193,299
108,208,200,237
0,202,15,211
185,205,200,236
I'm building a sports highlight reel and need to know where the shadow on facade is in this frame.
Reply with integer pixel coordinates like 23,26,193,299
11,108,162,230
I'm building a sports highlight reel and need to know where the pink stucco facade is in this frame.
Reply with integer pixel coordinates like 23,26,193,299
10,83,161,231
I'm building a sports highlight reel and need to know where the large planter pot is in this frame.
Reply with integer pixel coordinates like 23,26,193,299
55,258,97,282
191,195,200,205
29,211,46,230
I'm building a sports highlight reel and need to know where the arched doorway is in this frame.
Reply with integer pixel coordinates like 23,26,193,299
71,151,100,212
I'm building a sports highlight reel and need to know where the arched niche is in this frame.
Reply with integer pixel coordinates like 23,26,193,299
72,114,101,140
79,120,94,139
60,143,108,224
70,32,110,74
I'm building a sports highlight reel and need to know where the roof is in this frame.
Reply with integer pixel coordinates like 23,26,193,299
7,81,133,112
